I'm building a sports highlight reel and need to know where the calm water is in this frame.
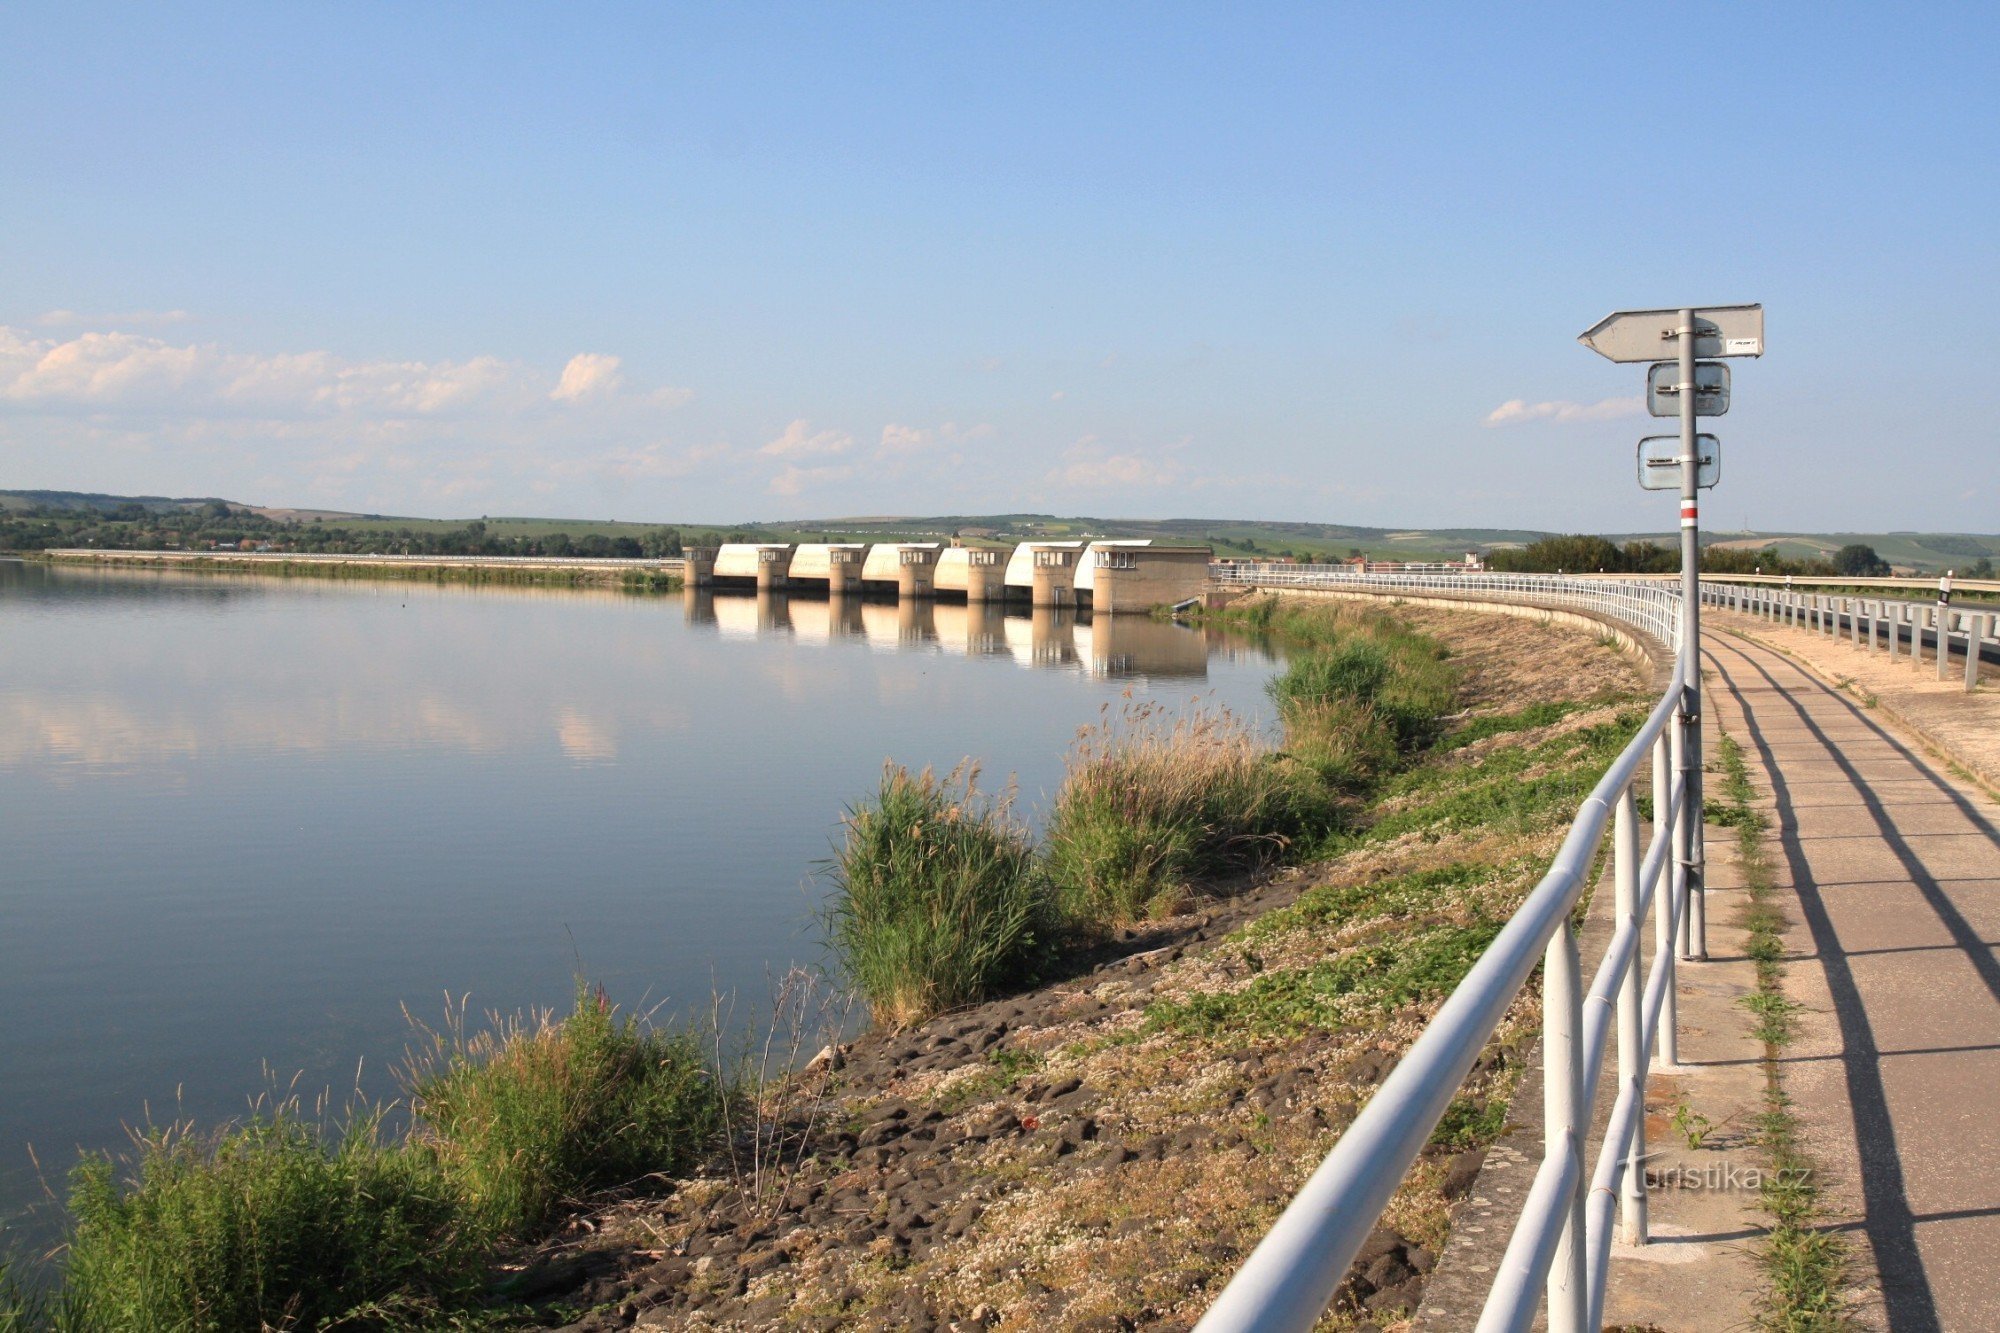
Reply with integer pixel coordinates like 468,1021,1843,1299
0,561,1284,1246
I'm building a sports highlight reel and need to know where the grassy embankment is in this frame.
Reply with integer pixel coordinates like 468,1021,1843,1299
39,552,683,594
828,597,1459,1028
0,986,722,1331
742,595,1652,1327
1712,732,1849,1330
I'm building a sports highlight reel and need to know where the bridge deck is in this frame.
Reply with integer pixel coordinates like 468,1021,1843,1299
1707,631,2000,1330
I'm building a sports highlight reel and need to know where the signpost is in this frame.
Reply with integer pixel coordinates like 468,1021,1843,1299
1581,303,1764,984
1646,362,1729,416
1638,435,1719,490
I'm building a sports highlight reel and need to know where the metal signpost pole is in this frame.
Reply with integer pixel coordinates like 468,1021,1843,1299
1677,311,1707,960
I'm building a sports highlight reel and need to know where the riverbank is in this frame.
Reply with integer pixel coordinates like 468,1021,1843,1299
504,598,1645,1331
36,549,685,593
4,596,1644,1329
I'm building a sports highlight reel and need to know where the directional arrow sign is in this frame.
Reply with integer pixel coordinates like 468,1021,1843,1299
1579,304,1763,362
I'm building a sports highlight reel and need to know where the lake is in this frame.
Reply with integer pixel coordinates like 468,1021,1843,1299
0,560,1285,1252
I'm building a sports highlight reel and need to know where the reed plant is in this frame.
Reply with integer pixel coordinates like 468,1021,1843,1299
1044,701,1333,929
403,983,721,1237
1263,603,1458,751
57,1105,477,1332
827,764,1046,1027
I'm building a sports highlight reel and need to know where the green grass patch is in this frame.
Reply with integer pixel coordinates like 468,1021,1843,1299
56,1107,481,1332
1438,699,1589,750
1146,919,1502,1039
404,982,721,1238
1044,703,1337,929
24,985,722,1330
1712,730,1850,1329
1364,711,1644,844
1428,1093,1510,1153
827,764,1049,1027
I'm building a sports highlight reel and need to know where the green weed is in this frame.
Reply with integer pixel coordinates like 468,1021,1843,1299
58,1107,480,1332
826,763,1048,1027
403,982,722,1238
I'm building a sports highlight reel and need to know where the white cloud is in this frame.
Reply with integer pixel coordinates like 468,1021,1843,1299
759,418,853,458
769,463,855,496
1044,436,1182,490
875,420,994,459
38,308,193,328
1483,395,1642,427
550,352,624,403
879,423,932,455
0,325,700,427
0,325,530,418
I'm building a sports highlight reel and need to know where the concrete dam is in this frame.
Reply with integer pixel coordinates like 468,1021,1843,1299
689,540,1212,613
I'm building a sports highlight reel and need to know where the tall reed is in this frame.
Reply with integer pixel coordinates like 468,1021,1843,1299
1044,701,1331,928
58,1105,478,1331
403,982,721,1237
826,764,1046,1027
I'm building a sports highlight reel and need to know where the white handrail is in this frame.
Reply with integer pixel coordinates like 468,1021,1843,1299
1195,569,1698,1332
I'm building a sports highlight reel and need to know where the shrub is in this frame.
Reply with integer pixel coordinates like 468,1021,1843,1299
58,1108,477,1332
1045,703,1333,930
827,764,1047,1027
403,983,721,1237
1266,609,1457,751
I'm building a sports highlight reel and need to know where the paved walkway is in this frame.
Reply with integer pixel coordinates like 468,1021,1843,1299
1705,632,2000,1331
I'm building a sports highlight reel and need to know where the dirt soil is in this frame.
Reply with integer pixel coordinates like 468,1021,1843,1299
508,601,1644,1332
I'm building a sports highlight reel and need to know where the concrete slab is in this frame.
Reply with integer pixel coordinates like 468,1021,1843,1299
1705,632,2000,1332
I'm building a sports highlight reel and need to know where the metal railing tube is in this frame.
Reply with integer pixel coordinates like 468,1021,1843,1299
1544,919,1589,1333
1472,1151,1581,1333
1613,787,1648,1246
1189,862,1590,1332
1192,567,1716,1329
1651,732,1679,1069
1582,1086,1649,1330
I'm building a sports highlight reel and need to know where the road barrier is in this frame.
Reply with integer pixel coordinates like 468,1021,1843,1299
1195,567,1701,1332
1703,581,1997,690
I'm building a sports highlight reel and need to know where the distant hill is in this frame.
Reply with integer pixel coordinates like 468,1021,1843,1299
5,489,1995,570
0,489,236,514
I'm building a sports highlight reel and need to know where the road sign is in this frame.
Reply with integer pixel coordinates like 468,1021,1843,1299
1646,361,1730,417
1638,434,1719,490
1578,304,1763,362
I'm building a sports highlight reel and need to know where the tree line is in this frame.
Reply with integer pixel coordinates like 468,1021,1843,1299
0,502,748,559
1483,535,1988,579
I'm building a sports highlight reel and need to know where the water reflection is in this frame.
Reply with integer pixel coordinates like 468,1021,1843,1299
0,563,1283,1254
682,589,1210,680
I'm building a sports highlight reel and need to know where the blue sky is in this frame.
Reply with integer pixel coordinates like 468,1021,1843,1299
2,4,1994,532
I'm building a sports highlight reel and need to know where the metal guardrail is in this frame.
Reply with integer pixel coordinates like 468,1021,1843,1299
1706,581,1997,690
1194,568,1703,1332
1210,563,1684,648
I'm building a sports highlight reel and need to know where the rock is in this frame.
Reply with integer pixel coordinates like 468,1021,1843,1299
943,1200,982,1237
506,1255,590,1300
1060,1116,1099,1148
1440,1148,1486,1199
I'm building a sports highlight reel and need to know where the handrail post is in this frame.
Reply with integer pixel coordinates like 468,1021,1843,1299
1614,786,1647,1244
1652,732,1679,1069
1545,919,1588,1332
